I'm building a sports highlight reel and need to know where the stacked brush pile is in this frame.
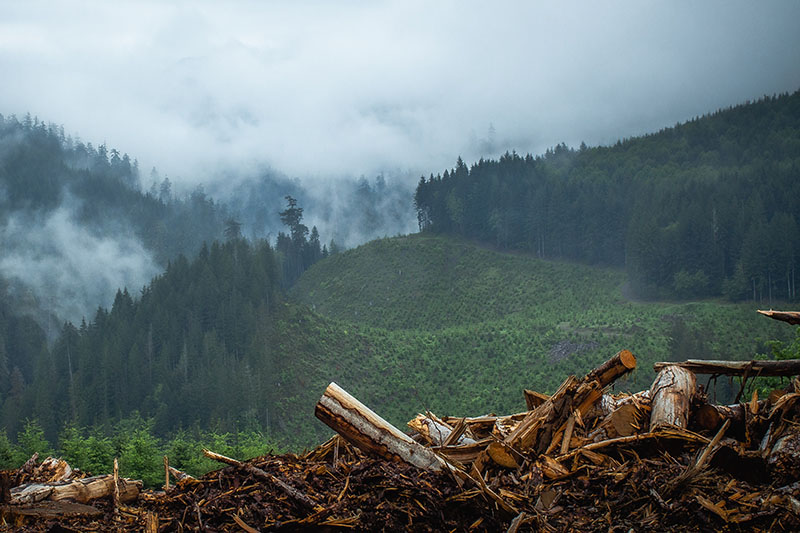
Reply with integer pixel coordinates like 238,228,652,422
2,310,800,532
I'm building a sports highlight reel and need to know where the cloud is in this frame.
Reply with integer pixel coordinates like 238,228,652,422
0,203,160,324
0,1,798,186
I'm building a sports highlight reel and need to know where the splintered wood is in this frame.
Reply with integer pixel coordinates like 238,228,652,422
4,333,800,530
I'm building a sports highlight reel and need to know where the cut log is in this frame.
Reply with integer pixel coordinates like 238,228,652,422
315,382,449,472
586,403,645,442
757,309,800,326
0,501,102,521
693,403,763,433
10,475,141,505
650,365,697,431
653,359,800,377
768,433,800,485
584,349,637,388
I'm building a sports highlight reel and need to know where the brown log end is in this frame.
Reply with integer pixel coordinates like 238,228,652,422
694,404,723,432
618,349,637,370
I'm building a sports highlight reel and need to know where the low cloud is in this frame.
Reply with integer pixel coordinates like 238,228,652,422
0,1,798,187
0,203,160,325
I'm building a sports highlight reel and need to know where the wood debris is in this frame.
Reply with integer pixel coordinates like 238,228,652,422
4,327,800,530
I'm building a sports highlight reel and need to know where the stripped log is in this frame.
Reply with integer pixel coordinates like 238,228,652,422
168,466,196,482
757,309,800,326
10,475,141,505
315,382,448,471
653,359,800,377
650,365,697,431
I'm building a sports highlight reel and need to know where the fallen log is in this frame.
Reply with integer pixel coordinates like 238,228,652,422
585,349,638,387
10,475,141,505
315,382,449,471
0,501,102,522
650,365,697,430
653,359,800,377
693,401,771,434
757,310,800,326
586,403,645,442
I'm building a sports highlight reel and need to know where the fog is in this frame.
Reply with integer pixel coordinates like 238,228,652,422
0,202,160,326
1,1,798,187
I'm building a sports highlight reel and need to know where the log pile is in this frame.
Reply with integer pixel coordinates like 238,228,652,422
3,341,800,529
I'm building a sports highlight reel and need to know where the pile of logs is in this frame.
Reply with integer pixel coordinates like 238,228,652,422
0,454,142,528
314,347,800,529
1,309,799,531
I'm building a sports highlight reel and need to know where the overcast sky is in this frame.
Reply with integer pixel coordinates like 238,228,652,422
1,1,799,186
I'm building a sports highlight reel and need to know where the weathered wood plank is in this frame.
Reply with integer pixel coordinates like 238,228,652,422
653,359,800,377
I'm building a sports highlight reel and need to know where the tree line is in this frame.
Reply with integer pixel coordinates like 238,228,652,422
414,91,800,301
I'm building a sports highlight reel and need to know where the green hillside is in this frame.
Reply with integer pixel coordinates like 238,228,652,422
285,234,791,439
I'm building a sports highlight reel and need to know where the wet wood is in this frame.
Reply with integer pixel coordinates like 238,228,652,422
650,365,696,430
315,382,448,471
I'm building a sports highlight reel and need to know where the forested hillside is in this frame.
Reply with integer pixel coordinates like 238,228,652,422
414,91,800,300
0,113,227,265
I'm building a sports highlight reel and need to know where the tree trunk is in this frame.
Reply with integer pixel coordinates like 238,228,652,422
10,475,141,505
315,382,448,471
649,365,697,431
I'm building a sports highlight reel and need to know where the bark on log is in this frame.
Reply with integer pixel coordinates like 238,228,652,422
315,382,448,471
10,475,141,505
650,365,697,431
0,501,102,521
653,359,800,377
693,402,769,433
584,349,637,387
757,309,800,326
